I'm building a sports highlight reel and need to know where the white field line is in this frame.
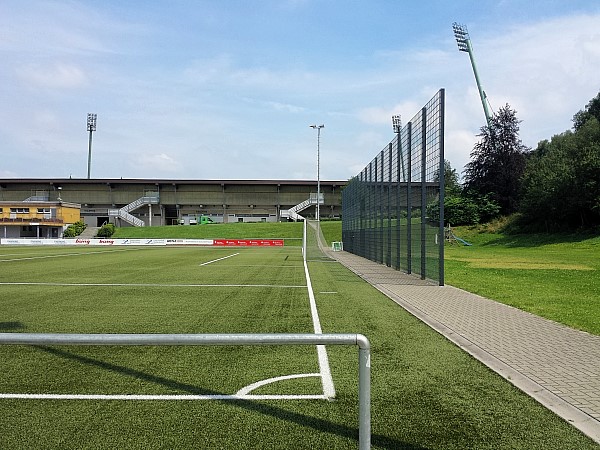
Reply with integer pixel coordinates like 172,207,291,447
236,373,321,396
0,374,325,401
1,247,330,402
0,393,327,401
213,265,304,268
0,282,306,289
0,248,144,263
303,258,336,399
199,253,239,266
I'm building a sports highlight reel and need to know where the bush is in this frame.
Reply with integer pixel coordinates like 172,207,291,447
63,221,87,238
427,194,500,226
96,223,116,238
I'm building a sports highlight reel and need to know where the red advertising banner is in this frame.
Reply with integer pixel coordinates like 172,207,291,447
213,239,284,247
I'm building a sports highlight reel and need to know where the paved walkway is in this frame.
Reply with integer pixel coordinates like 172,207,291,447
330,250,600,444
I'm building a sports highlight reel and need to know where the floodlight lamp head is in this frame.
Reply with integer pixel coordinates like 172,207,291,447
452,22,470,52
87,113,97,132
392,115,402,133
310,124,324,130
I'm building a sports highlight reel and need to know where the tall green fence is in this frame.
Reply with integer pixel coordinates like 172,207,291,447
342,89,445,285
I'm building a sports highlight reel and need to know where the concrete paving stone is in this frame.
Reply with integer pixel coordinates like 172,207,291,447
328,249,600,444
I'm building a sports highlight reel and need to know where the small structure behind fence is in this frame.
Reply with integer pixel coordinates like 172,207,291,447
342,89,445,285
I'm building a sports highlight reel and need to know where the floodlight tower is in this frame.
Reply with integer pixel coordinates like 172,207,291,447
391,115,406,180
86,113,97,179
309,124,324,222
453,22,493,128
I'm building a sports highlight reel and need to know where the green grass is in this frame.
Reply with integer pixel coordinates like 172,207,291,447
0,236,597,448
113,221,304,244
445,227,600,335
278,220,600,336
316,220,343,245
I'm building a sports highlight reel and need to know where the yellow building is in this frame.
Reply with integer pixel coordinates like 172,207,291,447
0,200,81,239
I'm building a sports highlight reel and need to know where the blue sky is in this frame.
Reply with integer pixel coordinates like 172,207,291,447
1,0,599,181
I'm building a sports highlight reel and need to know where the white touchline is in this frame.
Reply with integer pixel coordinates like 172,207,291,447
199,253,240,266
0,248,144,263
303,257,336,400
0,393,327,401
0,282,306,289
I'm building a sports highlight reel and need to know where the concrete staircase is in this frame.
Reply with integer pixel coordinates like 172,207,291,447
281,193,324,221
77,226,100,239
109,193,159,227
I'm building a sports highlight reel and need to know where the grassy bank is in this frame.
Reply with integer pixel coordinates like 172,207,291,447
113,222,304,245
445,227,600,335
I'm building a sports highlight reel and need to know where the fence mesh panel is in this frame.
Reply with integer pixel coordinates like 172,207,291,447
342,89,445,285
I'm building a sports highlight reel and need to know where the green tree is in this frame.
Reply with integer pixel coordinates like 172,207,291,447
573,91,600,131
442,159,462,196
464,104,530,216
520,117,600,230
428,160,501,226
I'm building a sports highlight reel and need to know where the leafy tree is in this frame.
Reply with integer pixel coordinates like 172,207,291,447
441,159,462,196
519,117,600,230
573,91,600,131
463,104,530,216
428,159,501,226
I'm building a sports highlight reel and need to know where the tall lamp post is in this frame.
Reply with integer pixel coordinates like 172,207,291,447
392,115,405,180
309,124,324,221
86,113,97,179
452,22,492,128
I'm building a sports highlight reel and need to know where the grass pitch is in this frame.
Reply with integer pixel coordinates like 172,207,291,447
0,227,597,449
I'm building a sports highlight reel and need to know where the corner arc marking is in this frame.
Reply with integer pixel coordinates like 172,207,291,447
236,373,321,396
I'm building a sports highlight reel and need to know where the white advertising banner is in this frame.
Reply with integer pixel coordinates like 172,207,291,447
1,238,216,246
1,238,283,247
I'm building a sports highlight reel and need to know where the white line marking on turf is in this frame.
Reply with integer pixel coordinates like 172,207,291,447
0,393,327,401
303,257,336,400
236,373,321,396
199,253,239,266
0,282,306,289
0,248,144,263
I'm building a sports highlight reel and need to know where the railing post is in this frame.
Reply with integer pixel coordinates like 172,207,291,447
0,332,371,448
356,334,371,450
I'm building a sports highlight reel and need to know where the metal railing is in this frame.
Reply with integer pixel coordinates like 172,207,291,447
0,332,371,449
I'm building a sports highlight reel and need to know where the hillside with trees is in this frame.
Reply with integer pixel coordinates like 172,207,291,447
444,92,600,232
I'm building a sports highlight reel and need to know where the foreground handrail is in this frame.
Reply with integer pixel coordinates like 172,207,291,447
0,332,371,449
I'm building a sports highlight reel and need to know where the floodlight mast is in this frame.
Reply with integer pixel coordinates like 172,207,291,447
309,124,324,222
391,115,406,180
86,113,97,179
391,115,402,134
453,22,493,128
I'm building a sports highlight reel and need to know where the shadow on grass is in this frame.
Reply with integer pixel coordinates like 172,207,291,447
478,232,599,248
0,321,26,331
34,346,423,450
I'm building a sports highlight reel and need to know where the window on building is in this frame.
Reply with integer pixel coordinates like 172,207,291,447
37,208,51,214
10,208,30,214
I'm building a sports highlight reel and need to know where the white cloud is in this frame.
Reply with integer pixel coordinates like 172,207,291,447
134,153,181,173
16,63,88,89
265,101,307,114
1,3,599,182
356,100,422,126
